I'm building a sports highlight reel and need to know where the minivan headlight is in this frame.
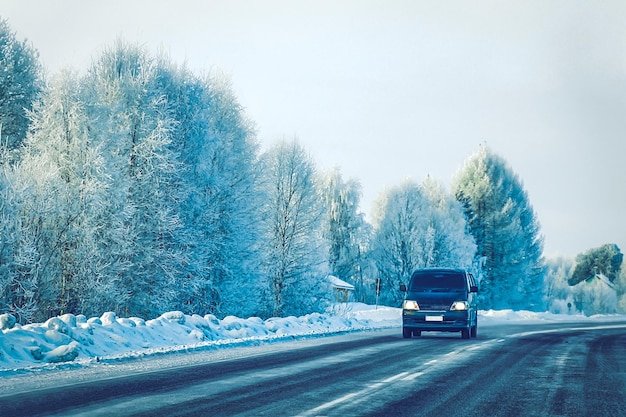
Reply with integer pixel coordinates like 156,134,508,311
403,300,420,310
450,301,469,311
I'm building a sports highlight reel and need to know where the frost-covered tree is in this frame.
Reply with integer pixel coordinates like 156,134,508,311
8,39,265,320
544,254,621,315
369,180,432,306
81,41,188,318
421,176,476,269
563,244,623,315
572,276,618,316
453,146,545,310
0,152,39,323
544,256,576,313
17,70,121,319
320,168,369,298
258,139,329,317
569,244,623,286
151,64,221,315
0,18,43,153
369,178,475,306
167,68,263,318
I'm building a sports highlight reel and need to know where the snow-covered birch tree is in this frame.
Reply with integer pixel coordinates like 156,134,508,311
17,70,121,319
421,176,476,269
544,256,576,313
369,180,431,305
201,76,263,318
320,168,369,297
164,67,263,318
258,139,329,317
82,41,188,318
0,152,39,323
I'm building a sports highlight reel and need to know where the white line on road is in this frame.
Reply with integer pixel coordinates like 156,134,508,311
402,371,425,381
297,371,410,416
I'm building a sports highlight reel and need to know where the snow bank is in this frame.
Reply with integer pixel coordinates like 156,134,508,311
0,304,400,370
2,304,622,371
478,309,623,323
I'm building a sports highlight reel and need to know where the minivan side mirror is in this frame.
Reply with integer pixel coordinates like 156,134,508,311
470,285,478,293
400,284,407,292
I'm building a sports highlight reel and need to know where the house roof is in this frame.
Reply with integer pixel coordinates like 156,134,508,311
583,273,616,289
327,275,355,291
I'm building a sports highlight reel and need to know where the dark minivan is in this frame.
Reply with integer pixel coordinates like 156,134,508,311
400,268,478,339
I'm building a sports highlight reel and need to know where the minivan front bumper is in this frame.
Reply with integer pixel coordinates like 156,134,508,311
402,310,470,332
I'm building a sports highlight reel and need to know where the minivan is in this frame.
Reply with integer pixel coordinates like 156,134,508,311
400,268,478,339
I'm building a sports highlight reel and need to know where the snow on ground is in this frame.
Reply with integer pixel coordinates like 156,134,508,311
0,303,622,372
0,303,399,371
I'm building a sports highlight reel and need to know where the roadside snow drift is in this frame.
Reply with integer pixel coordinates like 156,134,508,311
0,304,400,369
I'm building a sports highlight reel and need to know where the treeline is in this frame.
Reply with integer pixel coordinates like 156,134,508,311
2,19,550,322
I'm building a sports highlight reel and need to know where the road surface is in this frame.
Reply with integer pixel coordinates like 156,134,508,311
1,320,625,416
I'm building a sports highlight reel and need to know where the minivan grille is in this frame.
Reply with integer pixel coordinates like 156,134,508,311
420,303,449,311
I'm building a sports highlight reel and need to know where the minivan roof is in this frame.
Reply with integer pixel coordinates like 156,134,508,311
411,268,466,275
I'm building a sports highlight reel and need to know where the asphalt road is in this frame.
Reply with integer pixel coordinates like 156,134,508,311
1,320,626,416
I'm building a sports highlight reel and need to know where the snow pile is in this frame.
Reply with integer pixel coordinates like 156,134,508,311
479,309,604,323
0,304,400,370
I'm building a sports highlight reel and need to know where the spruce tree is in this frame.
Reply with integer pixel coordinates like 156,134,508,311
453,146,545,310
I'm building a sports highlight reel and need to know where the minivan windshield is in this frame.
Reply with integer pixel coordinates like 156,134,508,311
409,271,466,292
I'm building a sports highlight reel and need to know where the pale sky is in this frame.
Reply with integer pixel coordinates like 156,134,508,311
3,0,626,257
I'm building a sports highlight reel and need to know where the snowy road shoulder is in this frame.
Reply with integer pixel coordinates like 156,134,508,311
0,303,400,372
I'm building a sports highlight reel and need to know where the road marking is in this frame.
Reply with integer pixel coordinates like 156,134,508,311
382,371,410,382
301,391,360,415
298,371,411,416
402,371,425,381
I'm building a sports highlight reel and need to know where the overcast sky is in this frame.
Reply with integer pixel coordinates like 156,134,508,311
3,0,626,257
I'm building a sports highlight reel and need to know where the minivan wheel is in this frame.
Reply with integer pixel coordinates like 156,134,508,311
413,330,421,337
461,328,470,339
402,328,412,338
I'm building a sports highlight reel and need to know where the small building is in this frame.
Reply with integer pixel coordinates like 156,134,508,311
328,275,355,302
